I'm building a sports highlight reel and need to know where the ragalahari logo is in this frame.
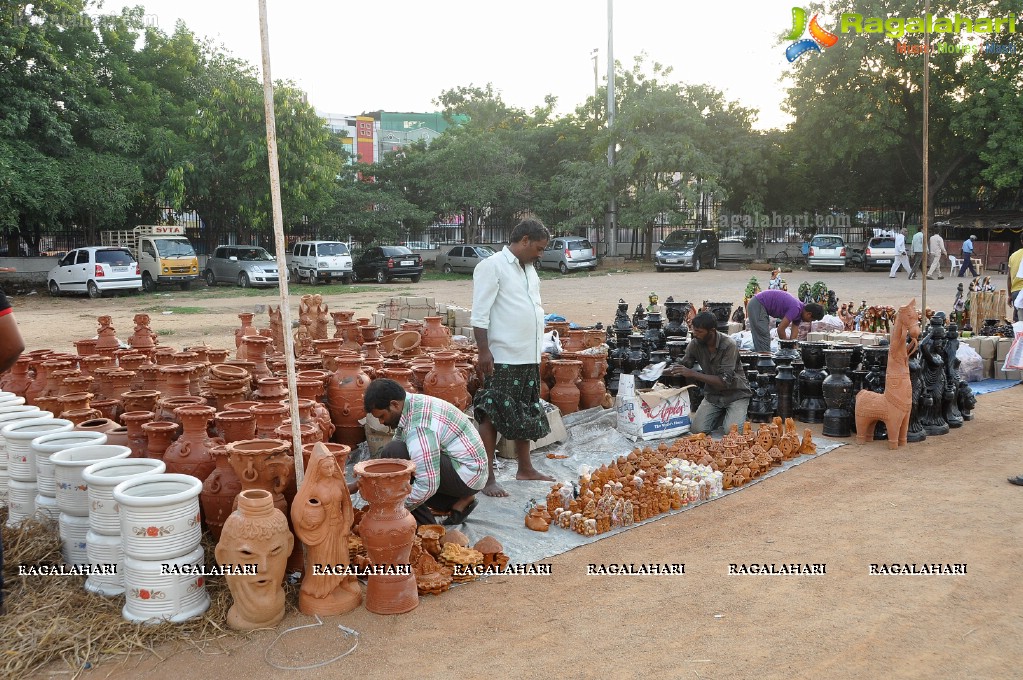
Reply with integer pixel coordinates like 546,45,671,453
785,7,839,62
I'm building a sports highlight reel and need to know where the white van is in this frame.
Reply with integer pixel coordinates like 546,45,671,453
285,241,353,284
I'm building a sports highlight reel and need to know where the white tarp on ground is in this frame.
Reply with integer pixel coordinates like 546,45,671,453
350,407,845,567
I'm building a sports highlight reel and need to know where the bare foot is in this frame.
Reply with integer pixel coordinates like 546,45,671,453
515,468,556,482
481,480,509,497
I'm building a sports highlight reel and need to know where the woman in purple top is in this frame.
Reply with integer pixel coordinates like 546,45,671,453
747,290,824,353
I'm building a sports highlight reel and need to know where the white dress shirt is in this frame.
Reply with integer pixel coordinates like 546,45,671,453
471,246,544,364
895,232,907,255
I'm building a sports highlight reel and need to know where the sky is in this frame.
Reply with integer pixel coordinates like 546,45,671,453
99,0,801,130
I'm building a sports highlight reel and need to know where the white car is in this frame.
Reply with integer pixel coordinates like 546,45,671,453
286,240,353,285
48,247,143,298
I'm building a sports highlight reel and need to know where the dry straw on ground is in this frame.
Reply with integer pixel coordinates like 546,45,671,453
0,508,300,678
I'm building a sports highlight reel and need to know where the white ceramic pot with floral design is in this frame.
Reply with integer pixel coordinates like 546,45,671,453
33,492,59,520
6,478,36,527
122,544,210,623
114,473,203,561
82,458,166,536
0,408,47,467
3,417,72,482
84,530,125,596
0,465,8,504
33,431,109,497
59,511,91,565
52,445,131,516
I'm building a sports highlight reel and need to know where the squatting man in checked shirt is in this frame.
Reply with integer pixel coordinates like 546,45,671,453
356,378,489,526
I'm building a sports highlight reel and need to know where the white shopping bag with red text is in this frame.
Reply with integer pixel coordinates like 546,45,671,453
1004,321,1023,371
616,382,692,441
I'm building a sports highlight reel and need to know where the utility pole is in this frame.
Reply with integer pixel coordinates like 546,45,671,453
591,47,599,123
605,0,617,257
921,0,930,313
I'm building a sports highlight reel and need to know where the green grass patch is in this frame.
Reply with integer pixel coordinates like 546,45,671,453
145,306,205,315
153,329,175,336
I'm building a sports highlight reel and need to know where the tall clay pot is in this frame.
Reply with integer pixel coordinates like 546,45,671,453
226,439,292,518
578,353,607,409
6,357,32,397
120,390,161,414
163,405,219,481
235,313,258,358
241,336,272,381
419,316,450,349
382,368,417,394
121,411,155,457
422,352,469,411
326,356,370,448
250,402,289,439
550,360,583,415
160,365,193,398
216,488,294,630
354,458,419,615
141,420,179,460
202,444,242,541
94,316,120,355
215,410,257,443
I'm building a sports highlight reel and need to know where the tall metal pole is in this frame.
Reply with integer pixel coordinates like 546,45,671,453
605,0,617,257
258,0,304,486
921,0,930,313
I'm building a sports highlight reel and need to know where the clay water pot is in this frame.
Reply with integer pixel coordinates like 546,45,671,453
354,458,419,615
61,408,102,425
159,365,193,398
58,391,94,416
240,336,272,381
311,338,343,356
539,354,551,401
5,357,32,396
254,377,288,402
382,368,417,394
250,402,289,439
202,444,242,542
206,348,229,365
215,410,257,443
224,400,261,413
550,359,583,415
120,390,160,414
59,374,92,397
410,362,433,392
216,488,293,629
275,421,321,448
121,411,156,457
235,313,258,354
300,442,350,472
74,417,120,435
161,405,219,481
94,315,120,355
578,353,608,409
151,346,176,365
90,399,119,421
141,420,179,460
362,341,383,363
390,331,421,357
155,395,207,425
422,352,469,411
226,439,292,516
326,356,370,448
74,338,99,357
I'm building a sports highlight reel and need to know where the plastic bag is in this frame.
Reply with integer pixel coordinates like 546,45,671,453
543,329,562,354
811,315,845,332
1005,334,1023,371
956,344,984,382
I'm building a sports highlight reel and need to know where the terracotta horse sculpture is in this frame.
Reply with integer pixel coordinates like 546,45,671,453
855,299,920,449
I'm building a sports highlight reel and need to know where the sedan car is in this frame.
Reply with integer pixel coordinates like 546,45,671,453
861,236,897,271
352,246,423,284
538,237,597,274
48,247,142,298
434,244,496,274
807,234,847,271
204,245,279,288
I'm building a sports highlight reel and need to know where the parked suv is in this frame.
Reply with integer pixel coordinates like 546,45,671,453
204,246,279,288
538,236,597,274
47,246,142,298
862,236,897,271
807,234,847,271
286,241,353,284
654,229,719,272
352,246,423,283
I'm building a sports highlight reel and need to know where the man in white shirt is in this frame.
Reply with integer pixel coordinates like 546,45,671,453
471,218,556,497
927,232,947,279
908,229,925,279
889,228,912,278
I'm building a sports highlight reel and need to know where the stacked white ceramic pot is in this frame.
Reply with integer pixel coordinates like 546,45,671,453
51,445,131,565
2,413,66,526
32,431,109,521
114,473,210,623
81,458,166,596
0,405,45,507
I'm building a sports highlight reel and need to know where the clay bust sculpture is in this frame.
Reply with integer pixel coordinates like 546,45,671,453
855,298,918,449
291,443,362,615
216,489,294,630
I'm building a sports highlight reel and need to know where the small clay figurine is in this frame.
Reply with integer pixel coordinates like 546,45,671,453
797,429,817,455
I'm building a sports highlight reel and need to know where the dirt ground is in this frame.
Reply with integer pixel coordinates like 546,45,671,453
10,264,1022,680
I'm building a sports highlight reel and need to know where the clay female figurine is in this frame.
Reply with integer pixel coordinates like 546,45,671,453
215,489,294,630
291,443,362,615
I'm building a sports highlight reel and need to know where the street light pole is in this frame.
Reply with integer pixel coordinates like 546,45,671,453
605,0,617,257
921,0,930,312
591,47,599,123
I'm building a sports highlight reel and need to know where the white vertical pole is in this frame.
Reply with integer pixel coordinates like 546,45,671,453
606,0,617,257
258,0,304,487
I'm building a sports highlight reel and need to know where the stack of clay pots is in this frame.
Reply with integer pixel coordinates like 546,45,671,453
51,444,131,565
2,414,70,526
31,430,109,521
114,472,209,623
82,457,166,595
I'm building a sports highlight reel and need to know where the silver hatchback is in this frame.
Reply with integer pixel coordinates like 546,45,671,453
204,246,279,288
435,244,495,274
807,235,847,271
538,237,597,274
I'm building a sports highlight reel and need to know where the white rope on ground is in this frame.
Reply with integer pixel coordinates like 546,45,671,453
264,615,360,670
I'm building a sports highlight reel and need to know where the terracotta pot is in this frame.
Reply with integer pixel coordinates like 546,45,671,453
152,346,176,365
75,417,120,434
250,402,289,439
216,488,293,629
420,317,450,349
90,399,120,421
539,354,551,401
311,338,343,356
354,458,419,614
94,316,120,355
226,439,292,516
202,444,242,542
223,400,260,413
163,405,219,481
58,391,94,415
141,420,180,460
549,360,582,415
61,407,102,425
300,442,350,471
382,367,418,394
160,365,193,398
275,421,321,447
235,313,258,356
240,336,272,382
253,377,288,402
138,364,162,392
5,357,32,396
105,426,130,449
359,325,379,344
337,321,361,351
129,313,157,353
215,410,257,443
326,356,370,448
121,411,156,457
206,348,229,364
423,352,469,411
74,338,99,357
155,395,207,425
120,390,161,414
578,353,608,409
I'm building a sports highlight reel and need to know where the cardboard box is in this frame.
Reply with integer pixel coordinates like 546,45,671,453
996,337,1012,361
615,376,692,441
995,360,1022,381
807,332,828,342
979,336,997,360
495,406,567,459
984,358,996,379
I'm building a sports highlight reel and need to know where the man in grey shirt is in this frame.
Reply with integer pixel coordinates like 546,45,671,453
668,311,751,433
